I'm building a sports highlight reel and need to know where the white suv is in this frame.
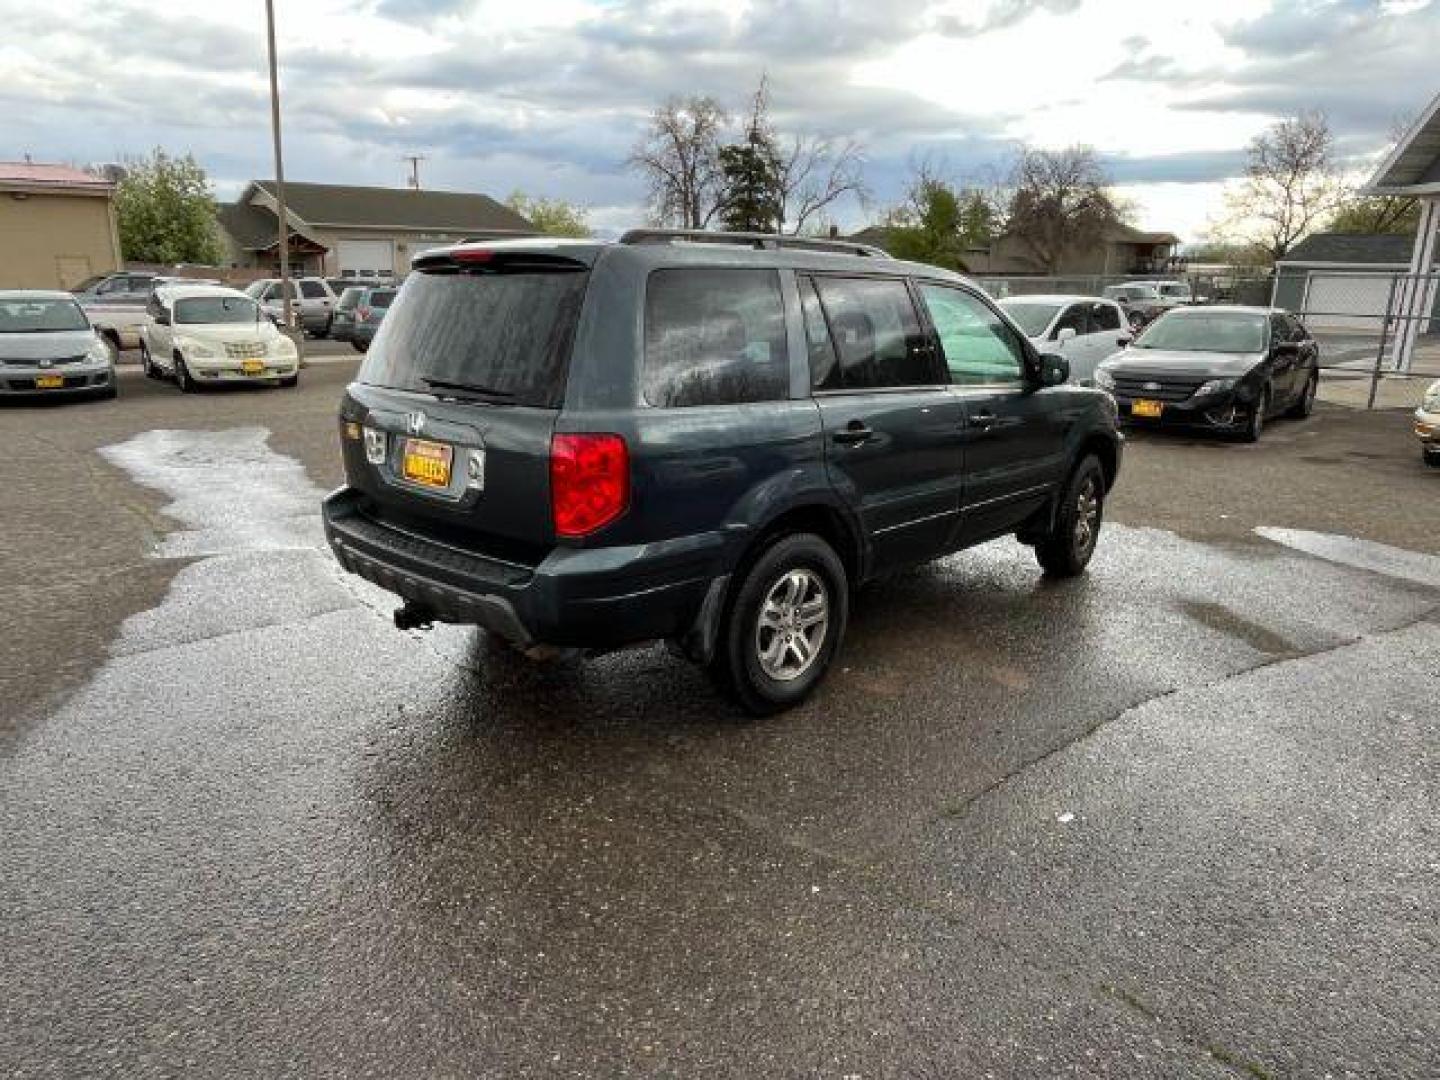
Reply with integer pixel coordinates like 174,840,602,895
244,277,337,336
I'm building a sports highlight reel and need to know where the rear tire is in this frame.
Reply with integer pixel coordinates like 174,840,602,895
280,374,298,388
1425,446,1440,468
710,533,848,716
140,342,156,379
1286,370,1318,418
351,340,367,353
1035,455,1105,578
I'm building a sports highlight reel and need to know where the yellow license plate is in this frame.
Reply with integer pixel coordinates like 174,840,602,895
401,438,452,488
1132,399,1163,419
241,360,265,375
35,374,64,389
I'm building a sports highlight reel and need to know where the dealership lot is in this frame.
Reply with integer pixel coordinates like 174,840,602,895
1,362,1437,1077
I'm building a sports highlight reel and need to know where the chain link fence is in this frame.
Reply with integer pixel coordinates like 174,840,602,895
975,269,1273,305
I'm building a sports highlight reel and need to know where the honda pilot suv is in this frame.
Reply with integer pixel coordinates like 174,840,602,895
323,230,1122,714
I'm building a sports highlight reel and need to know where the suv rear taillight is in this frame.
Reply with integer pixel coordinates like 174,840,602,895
551,433,629,538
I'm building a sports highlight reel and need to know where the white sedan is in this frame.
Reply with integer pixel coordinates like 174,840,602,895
997,294,1132,385
140,284,299,392
1416,378,1440,467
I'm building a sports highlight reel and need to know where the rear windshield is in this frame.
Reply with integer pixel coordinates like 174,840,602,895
0,298,89,332
358,268,587,407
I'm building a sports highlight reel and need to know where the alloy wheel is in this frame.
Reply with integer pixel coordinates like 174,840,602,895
1073,476,1101,556
754,568,830,682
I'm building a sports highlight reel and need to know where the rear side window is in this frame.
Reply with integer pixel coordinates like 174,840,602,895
1091,302,1122,332
643,268,789,408
811,276,934,389
799,277,839,389
358,267,587,408
919,285,1025,385
1054,304,1091,337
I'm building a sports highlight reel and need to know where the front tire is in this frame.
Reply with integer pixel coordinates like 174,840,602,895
140,341,156,379
1286,370,1318,418
1425,446,1440,468
1035,456,1105,578
711,533,848,716
351,340,368,353
174,355,198,393
1239,386,1269,443
279,374,298,388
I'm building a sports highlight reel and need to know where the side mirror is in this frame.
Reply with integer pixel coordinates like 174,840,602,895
1037,352,1070,387
1055,326,1077,344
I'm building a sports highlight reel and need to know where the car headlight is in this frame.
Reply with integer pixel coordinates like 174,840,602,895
85,341,112,365
1094,368,1116,391
1423,384,1440,412
177,336,217,358
269,335,298,359
1195,378,1237,397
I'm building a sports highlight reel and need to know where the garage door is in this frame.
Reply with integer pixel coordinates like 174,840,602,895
1301,273,1396,330
336,239,395,278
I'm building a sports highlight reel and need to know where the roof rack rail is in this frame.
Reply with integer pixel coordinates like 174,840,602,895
618,228,891,259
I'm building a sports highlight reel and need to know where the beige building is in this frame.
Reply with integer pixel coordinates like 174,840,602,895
216,181,535,278
0,162,121,289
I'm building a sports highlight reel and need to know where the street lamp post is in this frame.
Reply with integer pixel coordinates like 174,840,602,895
264,0,303,365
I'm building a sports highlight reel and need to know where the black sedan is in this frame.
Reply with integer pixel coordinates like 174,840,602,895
1094,306,1320,442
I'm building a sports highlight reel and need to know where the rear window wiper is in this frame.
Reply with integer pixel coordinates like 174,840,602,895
420,376,515,401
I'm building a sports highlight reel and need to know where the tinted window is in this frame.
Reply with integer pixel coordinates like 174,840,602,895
799,276,838,389
812,276,933,389
367,289,396,309
299,280,327,299
919,285,1025,385
1091,302,1122,332
643,268,789,407
359,267,587,408
1054,303,1091,337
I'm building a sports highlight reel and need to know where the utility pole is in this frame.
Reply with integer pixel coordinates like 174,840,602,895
264,0,303,365
403,154,427,190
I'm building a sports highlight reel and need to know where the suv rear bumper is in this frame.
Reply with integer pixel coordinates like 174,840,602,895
322,487,724,649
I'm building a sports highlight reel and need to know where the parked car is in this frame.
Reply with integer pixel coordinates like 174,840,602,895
1102,283,1167,329
1415,379,1440,467
0,290,117,399
326,277,389,297
348,286,397,352
1152,280,1207,307
243,277,337,336
1094,306,1319,442
322,230,1122,714
997,294,1131,385
72,272,161,352
141,284,299,391
329,287,366,342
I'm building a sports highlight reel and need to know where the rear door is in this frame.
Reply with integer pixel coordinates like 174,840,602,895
341,252,591,565
1078,299,1127,382
802,274,965,571
916,283,1067,544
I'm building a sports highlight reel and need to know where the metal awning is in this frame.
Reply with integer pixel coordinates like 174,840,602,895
1366,91,1440,195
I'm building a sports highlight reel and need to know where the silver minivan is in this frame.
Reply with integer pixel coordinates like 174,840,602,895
0,290,116,399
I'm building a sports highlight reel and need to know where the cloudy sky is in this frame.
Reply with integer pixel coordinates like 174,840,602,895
4,0,1439,240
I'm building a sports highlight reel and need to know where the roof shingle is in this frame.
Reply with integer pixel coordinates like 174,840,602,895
1278,232,1417,266
250,180,533,233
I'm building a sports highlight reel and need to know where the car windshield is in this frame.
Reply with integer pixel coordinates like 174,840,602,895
1135,311,1266,353
358,266,588,407
336,288,365,310
71,274,107,293
174,296,261,325
998,301,1063,336
0,298,89,333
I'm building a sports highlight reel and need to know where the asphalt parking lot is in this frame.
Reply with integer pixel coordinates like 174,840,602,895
2,360,1437,1078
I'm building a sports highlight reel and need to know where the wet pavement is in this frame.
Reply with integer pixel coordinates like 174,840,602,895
2,365,1437,1078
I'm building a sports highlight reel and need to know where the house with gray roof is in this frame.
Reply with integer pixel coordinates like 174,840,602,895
215,181,536,279
1271,232,1438,331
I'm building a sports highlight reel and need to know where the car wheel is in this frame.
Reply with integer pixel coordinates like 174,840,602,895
174,355,197,393
1286,370,1319,418
711,533,848,716
1035,455,1105,578
351,340,367,353
96,380,119,401
1238,386,1269,443
1425,446,1440,468
280,374,298,388
139,342,155,379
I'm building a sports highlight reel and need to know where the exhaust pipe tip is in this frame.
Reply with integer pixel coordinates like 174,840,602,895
394,601,435,632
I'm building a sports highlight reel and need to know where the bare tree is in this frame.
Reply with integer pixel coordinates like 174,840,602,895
775,134,868,235
628,96,728,228
1005,145,1121,273
1221,111,1344,262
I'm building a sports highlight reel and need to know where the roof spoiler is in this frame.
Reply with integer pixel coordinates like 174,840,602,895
618,228,891,259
